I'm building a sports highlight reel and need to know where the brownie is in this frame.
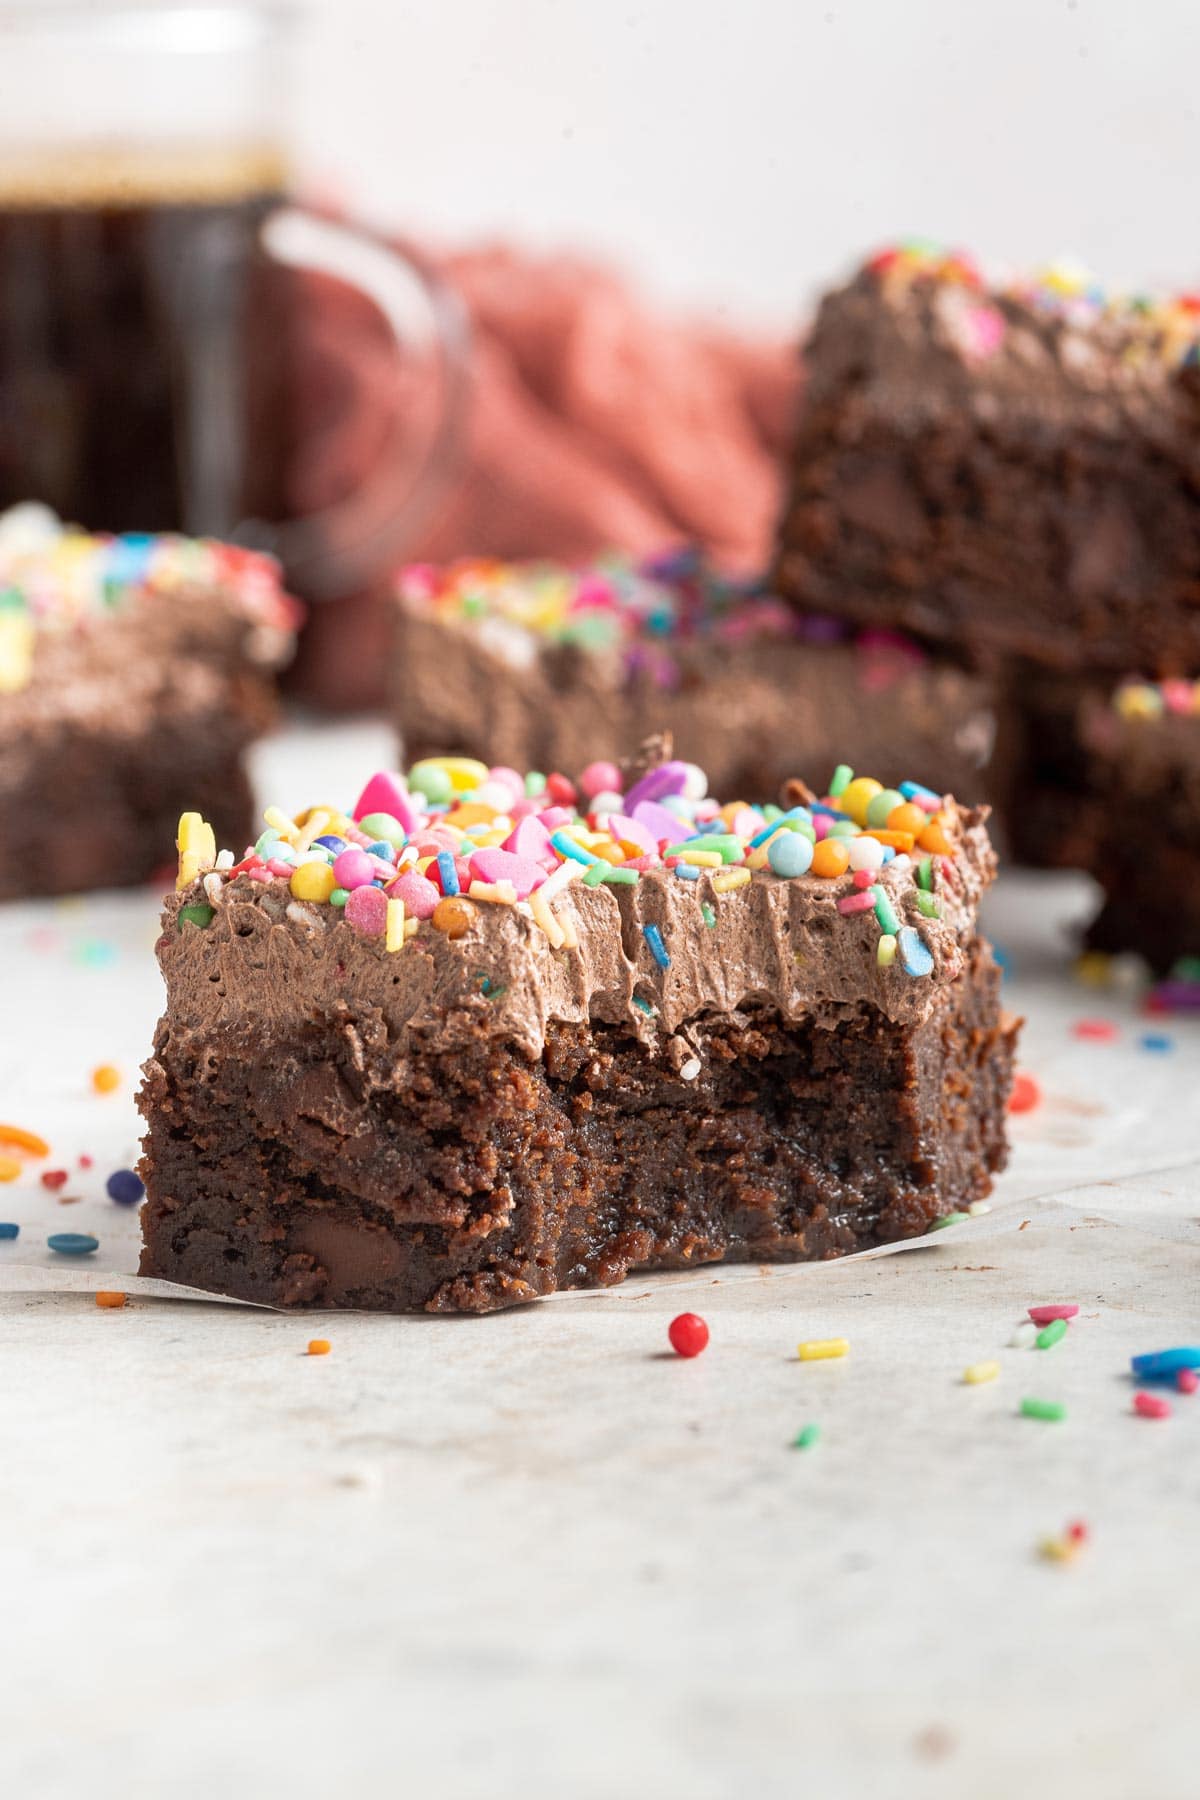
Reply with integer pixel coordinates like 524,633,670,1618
1010,671,1200,972
138,745,1018,1313
392,549,999,805
774,245,1200,675
0,503,299,899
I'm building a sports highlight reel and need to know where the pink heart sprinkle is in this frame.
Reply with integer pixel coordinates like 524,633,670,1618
502,816,556,867
469,847,543,899
607,813,657,857
352,771,419,834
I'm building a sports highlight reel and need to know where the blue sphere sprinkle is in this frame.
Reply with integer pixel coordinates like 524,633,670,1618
106,1168,145,1206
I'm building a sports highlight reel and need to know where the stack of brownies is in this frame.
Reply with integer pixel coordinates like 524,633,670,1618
772,242,1200,978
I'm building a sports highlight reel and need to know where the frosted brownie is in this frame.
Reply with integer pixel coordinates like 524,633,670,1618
0,504,299,898
138,744,1018,1313
391,549,998,803
1010,672,1200,972
774,244,1200,674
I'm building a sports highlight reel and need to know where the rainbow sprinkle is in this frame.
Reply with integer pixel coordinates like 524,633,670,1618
0,502,299,694
866,240,1200,369
172,759,960,977
398,547,935,687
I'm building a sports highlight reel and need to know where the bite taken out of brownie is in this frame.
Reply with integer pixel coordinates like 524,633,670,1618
392,549,999,807
138,740,1018,1313
774,244,1200,676
0,503,300,900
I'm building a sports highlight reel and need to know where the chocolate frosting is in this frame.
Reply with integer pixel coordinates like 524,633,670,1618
158,799,996,1067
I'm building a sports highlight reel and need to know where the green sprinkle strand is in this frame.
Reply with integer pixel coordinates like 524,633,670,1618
700,903,716,928
1036,1317,1068,1349
792,1422,821,1450
178,903,214,930
916,856,934,892
872,885,900,934
931,1211,968,1230
1020,1397,1067,1422
828,764,853,798
915,891,940,919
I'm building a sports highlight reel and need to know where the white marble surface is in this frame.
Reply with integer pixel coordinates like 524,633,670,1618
1,720,1197,1799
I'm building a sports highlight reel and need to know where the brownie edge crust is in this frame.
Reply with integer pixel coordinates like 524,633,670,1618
138,938,1014,1314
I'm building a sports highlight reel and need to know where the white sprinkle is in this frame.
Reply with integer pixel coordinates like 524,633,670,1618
680,1056,701,1081
1010,1320,1038,1349
967,1200,991,1217
215,849,234,871
202,872,224,906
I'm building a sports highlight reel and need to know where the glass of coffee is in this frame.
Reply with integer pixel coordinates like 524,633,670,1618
0,2,467,593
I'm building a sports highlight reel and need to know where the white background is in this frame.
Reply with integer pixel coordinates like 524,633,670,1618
292,0,1200,323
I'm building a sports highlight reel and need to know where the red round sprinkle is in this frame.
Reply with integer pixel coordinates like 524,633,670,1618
78,1154,93,1169
1065,1519,1089,1545
1134,1391,1172,1420
40,1169,69,1190
668,1312,709,1358
1072,1018,1119,1042
545,772,577,807
1177,1368,1198,1395
1008,1071,1042,1114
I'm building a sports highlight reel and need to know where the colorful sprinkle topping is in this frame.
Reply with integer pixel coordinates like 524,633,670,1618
866,240,1200,369
399,547,939,688
172,758,959,979
1113,676,1200,720
0,503,299,694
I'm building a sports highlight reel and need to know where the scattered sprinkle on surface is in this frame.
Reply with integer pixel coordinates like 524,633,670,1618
1020,1397,1067,1422
667,1313,709,1358
1008,1071,1042,1114
307,1339,332,1356
47,1232,98,1256
105,1169,145,1206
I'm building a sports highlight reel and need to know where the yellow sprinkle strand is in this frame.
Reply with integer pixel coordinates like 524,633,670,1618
963,1360,1001,1385
175,811,216,891
711,868,752,894
530,887,566,950
467,879,518,904
877,933,897,968
677,849,723,867
798,1338,849,1362
558,905,580,951
263,805,302,845
385,897,406,953
1038,1536,1079,1564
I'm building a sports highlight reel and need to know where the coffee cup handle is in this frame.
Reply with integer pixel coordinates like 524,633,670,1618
249,206,470,599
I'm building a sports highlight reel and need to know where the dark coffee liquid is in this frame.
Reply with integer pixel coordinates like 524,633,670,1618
0,164,292,535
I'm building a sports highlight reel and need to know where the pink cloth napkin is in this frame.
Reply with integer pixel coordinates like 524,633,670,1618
284,239,799,708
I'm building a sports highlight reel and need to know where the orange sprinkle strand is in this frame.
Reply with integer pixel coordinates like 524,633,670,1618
95,1291,127,1309
0,1124,50,1158
307,1338,331,1356
91,1064,121,1094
